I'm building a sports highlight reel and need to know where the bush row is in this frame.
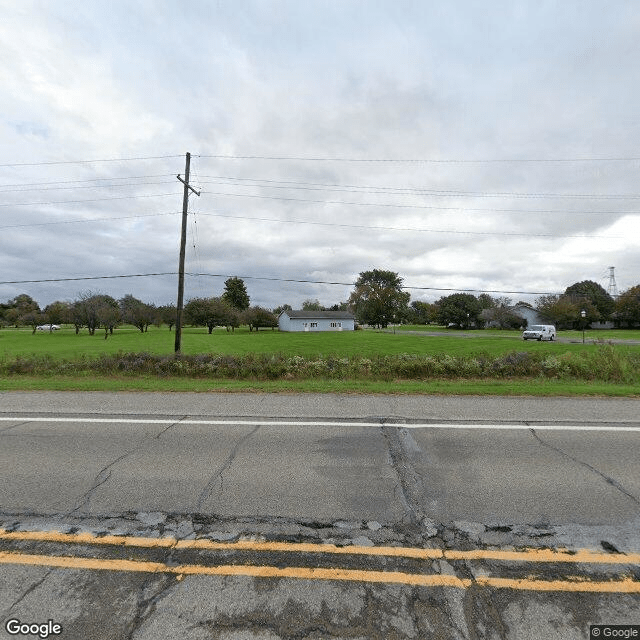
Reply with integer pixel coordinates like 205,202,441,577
2,346,639,383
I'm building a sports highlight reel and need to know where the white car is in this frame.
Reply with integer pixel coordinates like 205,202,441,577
36,324,61,331
522,325,556,341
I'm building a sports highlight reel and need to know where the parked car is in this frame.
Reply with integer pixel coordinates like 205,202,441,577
522,325,556,341
36,324,61,331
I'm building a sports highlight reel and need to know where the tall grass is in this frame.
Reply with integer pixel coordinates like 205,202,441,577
2,345,638,383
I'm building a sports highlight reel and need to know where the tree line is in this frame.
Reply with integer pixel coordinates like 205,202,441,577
0,277,277,337
2,272,639,334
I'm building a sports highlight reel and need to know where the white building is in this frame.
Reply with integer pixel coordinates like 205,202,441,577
512,302,542,327
278,310,355,332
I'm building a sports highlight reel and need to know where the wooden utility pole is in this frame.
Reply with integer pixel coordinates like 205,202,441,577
175,152,200,353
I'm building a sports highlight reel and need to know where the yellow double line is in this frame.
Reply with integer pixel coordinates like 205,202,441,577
1,529,639,593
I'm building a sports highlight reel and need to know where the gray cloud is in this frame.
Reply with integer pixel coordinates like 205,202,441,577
1,1,639,311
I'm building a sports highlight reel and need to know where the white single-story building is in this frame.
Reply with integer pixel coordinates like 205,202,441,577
278,310,355,332
512,302,542,327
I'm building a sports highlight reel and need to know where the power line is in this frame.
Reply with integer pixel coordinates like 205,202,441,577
0,155,183,168
197,154,640,163
4,172,638,200
0,193,179,207
197,211,624,239
198,189,638,217
0,174,175,188
198,175,640,200
0,180,177,193
0,271,560,296
0,212,178,230
0,207,625,239
0,273,177,284
2,153,638,167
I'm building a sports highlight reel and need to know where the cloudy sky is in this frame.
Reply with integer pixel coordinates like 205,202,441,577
1,0,639,311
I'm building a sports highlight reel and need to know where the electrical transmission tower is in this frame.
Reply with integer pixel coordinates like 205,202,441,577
607,266,619,299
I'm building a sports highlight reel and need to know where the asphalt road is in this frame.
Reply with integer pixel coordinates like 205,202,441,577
0,392,639,639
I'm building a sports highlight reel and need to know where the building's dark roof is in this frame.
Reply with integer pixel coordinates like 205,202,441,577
282,310,355,320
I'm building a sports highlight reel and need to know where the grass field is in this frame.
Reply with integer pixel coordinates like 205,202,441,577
3,324,637,359
1,325,639,395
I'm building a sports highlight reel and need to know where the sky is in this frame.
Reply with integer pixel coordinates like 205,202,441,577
1,0,639,311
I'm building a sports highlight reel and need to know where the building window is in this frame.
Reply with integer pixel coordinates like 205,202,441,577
310,322,318,328
330,322,342,328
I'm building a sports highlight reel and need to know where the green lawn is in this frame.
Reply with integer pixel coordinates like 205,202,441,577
1,375,638,397
1,325,639,396
2,325,637,360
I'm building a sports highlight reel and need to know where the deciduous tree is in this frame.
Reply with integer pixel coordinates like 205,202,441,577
243,306,277,331
564,280,614,321
348,269,410,328
435,293,482,329
222,277,250,311
119,295,155,333
615,285,640,328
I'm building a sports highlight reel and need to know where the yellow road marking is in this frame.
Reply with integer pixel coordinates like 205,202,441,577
1,529,639,565
0,551,638,592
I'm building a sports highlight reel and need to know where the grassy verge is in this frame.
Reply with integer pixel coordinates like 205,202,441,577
1,326,639,396
1,375,638,396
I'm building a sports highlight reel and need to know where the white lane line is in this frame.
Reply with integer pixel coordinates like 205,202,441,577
0,417,638,431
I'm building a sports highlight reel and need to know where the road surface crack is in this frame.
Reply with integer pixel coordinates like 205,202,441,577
125,574,176,640
530,428,640,507
0,421,31,435
195,425,261,512
66,417,188,516
381,422,427,526
2,568,53,619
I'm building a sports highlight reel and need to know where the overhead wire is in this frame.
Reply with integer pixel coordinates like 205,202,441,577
0,207,627,239
196,189,637,216
0,155,183,167
196,153,640,163
0,174,176,188
0,212,179,230
0,180,177,193
0,272,561,296
187,157,205,296
195,211,625,239
197,175,640,200
0,193,180,207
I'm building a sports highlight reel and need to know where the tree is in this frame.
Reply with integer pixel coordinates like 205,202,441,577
155,304,177,330
184,297,233,334
435,293,482,329
411,301,437,325
615,285,640,328
564,280,614,321
272,303,293,316
9,294,40,315
348,269,410,328
302,299,325,311
535,294,599,329
6,294,40,327
243,306,278,331
478,297,523,329
74,292,119,335
222,277,250,311
119,295,155,333
44,301,71,327
21,310,45,334
97,301,121,339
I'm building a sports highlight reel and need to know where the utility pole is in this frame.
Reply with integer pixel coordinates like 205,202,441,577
175,152,200,353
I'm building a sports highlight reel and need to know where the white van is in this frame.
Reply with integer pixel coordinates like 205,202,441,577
522,325,556,341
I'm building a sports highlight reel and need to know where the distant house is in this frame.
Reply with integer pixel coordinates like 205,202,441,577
278,310,355,332
512,302,542,327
